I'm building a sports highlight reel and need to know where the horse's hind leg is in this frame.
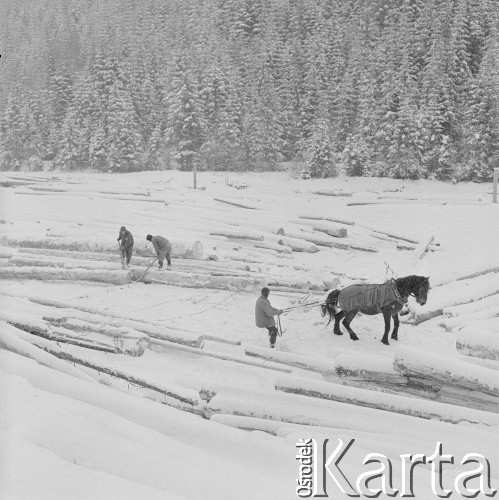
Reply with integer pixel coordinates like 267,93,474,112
391,313,400,341
333,311,345,335
381,311,392,345
342,310,359,341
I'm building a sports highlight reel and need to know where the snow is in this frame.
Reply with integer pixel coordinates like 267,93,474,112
1,171,498,498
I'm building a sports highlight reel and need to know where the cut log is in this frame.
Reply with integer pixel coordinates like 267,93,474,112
356,224,420,244
298,214,355,226
406,273,499,325
439,306,499,330
35,345,200,406
334,352,440,397
209,229,264,241
394,346,499,399
244,345,337,375
0,266,129,285
456,328,499,361
277,228,342,248
131,267,267,291
443,294,499,317
0,322,97,383
0,236,204,260
214,198,258,210
312,189,353,197
276,235,319,253
289,218,347,238
148,337,292,373
275,375,498,426
250,240,293,253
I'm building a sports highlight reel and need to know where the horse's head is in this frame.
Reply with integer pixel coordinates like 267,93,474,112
414,276,430,306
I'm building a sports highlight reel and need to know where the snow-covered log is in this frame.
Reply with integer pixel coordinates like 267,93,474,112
288,218,347,238
406,273,499,324
394,346,499,398
443,294,499,317
209,229,264,241
12,338,201,406
298,214,355,226
456,328,499,361
334,353,440,396
132,267,267,291
275,235,319,253
275,375,498,426
149,338,292,373
244,345,337,375
0,236,203,259
251,240,293,253
214,198,258,210
0,322,97,383
0,266,129,284
276,228,337,248
312,189,353,197
356,224,420,244
439,307,499,330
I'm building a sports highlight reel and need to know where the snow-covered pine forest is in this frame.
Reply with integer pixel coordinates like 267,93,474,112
1,0,498,180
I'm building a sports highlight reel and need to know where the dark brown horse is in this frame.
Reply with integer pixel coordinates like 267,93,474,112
321,275,429,345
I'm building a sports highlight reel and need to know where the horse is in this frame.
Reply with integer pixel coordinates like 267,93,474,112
321,275,429,345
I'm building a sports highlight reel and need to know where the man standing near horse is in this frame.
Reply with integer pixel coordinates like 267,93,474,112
255,287,283,348
146,234,172,269
117,226,134,269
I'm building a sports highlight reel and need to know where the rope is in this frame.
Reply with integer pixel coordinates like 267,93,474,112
281,299,326,313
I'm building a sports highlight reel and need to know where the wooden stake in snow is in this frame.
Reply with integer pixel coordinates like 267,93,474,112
493,167,498,203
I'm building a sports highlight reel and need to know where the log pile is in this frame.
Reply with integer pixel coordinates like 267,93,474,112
394,347,499,412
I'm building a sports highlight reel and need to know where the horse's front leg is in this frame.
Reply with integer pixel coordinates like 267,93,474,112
391,313,400,341
342,310,359,341
381,310,391,345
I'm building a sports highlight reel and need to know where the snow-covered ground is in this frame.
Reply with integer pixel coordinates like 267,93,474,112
1,170,498,499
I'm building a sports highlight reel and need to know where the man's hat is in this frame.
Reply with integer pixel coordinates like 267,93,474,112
120,226,126,231
261,287,270,297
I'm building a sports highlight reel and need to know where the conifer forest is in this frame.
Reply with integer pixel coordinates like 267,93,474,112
0,0,498,181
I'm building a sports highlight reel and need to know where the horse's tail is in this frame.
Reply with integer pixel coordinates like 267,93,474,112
321,290,340,326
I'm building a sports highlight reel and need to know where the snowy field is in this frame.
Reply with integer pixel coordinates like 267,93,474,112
0,170,498,499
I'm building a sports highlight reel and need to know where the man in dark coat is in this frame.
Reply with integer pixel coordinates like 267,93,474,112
146,234,172,269
117,226,134,268
255,287,283,348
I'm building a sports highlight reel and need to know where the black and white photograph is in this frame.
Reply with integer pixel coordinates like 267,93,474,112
0,1,498,498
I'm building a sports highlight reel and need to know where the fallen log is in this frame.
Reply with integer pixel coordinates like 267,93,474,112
289,218,347,238
275,235,319,253
335,352,440,397
298,214,355,226
312,189,353,197
214,198,258,210
0,322,97,383
0,266,129,285
275,375,498,426
209,229,264,241
276,228,337,248
456,328,499,361
1,294,202,347
406,273,499,325
0,236,203,259
244,345,337,376
394,346,499,398
356,224,420,244
443,294,499,317
148,338,292,373
439,306,499,330
42,347,200,407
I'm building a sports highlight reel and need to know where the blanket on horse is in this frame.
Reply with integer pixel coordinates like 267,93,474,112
337,280,406,312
